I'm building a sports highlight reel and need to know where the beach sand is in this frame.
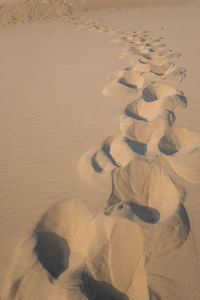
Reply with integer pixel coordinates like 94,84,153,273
0,0,200,299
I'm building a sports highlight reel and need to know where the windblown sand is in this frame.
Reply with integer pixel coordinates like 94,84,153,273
0,1,200,299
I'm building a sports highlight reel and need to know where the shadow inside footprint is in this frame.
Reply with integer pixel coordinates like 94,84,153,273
142,86,157,102
102,143,121,168
92,153,104,173
80,272,129,300
125,137,147,155
118,77,137,89
34,231,70,279
177,94,187,106
158,136,177,155
125,107,148,122
128,202,160,224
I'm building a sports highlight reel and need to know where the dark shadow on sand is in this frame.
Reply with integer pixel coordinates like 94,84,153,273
80,272,129,300
142,86,157,102
125,106,148,122
92,153,104,173
129,202,160,224
125,137,147,155
118,77,137,90
34,231,70,279
102,143,121,168
106,197,160,225
158,135,177,156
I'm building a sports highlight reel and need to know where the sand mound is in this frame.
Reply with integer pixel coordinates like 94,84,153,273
0,0,73,25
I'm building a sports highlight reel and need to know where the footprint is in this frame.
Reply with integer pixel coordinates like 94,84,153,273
109,135,146,164
122,45,153,58
82,110,174,176
90,134,140,172
125,82,187,120
103,70,144,97
92,147,120,173
142,82,179,101
120,110,175,146
110,154,183,221
164,67,186,82
140,55,170,66
107,196,189,265
158,48,181,59
150,63,175,76
133,56,186,82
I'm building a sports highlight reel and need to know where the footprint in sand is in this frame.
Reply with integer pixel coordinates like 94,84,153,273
102,70,144,97
132,58,186,82
104,80,187,120
80,77,191,194
80,50,200,225
3,199,154,300
111,30,150,44
133,82,187,119
112,32,184,82
17,197,188,300
82,106,199,179
106,199,190,258
88,109,173,171
120,42,166,58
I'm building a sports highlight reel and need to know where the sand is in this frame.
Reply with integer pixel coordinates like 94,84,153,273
0,0,200,299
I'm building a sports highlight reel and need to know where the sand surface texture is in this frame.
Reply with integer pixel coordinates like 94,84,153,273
0,1,200,299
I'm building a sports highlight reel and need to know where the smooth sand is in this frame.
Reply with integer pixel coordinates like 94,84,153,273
0,1,200,299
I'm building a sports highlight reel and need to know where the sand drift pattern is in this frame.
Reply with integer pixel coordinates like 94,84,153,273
2,17,200,300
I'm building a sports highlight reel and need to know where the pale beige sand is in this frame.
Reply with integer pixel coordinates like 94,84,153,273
0,1,200,300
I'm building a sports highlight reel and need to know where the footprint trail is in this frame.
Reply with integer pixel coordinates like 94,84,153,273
2,14,200,300
78,22,200,300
